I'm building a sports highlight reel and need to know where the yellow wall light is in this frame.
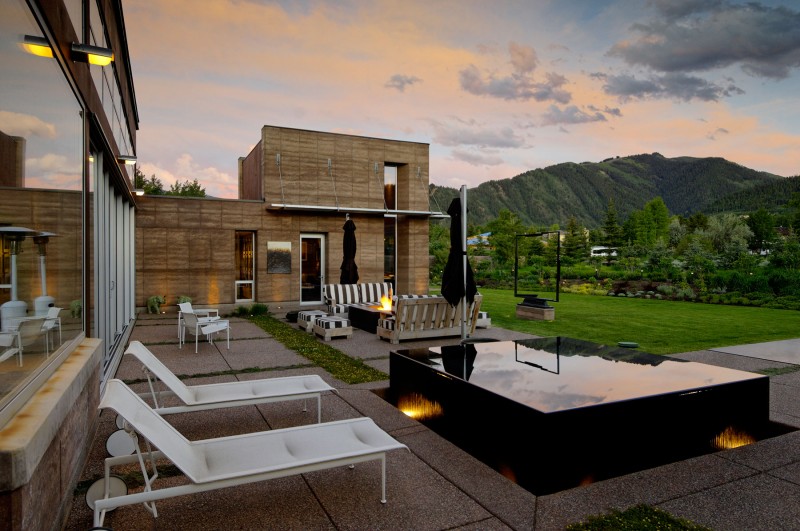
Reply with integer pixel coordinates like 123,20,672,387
71,43,114,66
117,155,137,165
21,35,53,58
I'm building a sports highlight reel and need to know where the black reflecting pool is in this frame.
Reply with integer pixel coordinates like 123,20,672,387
386,337,791,495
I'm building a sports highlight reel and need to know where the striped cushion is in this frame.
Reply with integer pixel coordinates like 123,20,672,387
298,310,326,322
359,283,391,303
324,283,391,305
328,303,349,315
316,316,350,329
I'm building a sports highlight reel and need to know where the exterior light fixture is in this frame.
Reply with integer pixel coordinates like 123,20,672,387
21,35,53,58
117,155,137,165
133,189,145,196
71,42,114,66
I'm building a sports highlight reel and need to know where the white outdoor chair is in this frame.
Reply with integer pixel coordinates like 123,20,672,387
125,341,336,422
42,306,62,351
177,302,219,341
0,332,21,366
88,380,408,527
13,318,48,356
181,311,230,353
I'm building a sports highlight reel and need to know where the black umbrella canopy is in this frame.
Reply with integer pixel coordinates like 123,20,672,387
441,198,477,307
340,218,359,284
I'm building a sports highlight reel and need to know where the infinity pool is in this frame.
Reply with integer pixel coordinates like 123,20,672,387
386,337,787,494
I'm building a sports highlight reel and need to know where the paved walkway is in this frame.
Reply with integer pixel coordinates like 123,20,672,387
64,313,800,530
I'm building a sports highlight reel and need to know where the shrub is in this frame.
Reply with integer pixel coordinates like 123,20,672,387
231,303,270,317
177,295,192,304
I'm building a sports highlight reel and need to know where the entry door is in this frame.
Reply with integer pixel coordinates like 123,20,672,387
300,234,325,304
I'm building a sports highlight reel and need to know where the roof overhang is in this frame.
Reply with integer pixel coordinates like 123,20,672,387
267,203,448,218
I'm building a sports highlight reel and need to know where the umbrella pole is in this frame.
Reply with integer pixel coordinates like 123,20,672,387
461,185,467,341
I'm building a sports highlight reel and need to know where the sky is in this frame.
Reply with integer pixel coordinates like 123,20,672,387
123,0,800,199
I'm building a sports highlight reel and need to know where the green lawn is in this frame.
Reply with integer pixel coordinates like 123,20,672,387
477,288,800,354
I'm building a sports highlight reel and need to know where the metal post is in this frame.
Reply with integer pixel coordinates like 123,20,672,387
461,185,467,341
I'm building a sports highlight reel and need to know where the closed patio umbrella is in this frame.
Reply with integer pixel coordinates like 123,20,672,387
441,195,477,308
340,217,359,284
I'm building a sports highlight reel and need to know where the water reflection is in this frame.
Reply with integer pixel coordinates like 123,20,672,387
426,337,764,413
0,0,84,405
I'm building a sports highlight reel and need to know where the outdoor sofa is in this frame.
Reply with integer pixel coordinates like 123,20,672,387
376,294,483,344
323,282,392,317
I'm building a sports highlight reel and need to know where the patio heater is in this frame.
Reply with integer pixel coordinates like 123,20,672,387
0,227,36,325
33,231,56,315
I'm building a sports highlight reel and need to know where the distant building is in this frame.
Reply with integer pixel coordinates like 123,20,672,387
590,246,618,258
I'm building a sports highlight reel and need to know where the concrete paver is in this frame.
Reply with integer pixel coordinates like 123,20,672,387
63,313,800,530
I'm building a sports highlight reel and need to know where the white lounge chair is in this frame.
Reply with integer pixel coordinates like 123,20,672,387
126,341,336,422
181,311,230,353
89,380,408,527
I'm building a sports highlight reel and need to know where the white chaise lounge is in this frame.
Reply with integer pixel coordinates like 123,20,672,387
89,380,408,527
126,341,336,422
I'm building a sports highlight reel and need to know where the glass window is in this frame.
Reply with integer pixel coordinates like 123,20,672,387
0,0,84,406
235,231,255,302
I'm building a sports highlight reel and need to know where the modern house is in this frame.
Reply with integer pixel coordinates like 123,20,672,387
135,126,441,312
0,0,139,528
0,2,440,528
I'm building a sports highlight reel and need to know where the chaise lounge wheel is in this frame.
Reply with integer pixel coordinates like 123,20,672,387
85,475,127,510
105,429,135,457
115,414,125,430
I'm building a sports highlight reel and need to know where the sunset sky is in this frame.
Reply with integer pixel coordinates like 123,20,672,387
124,0,800,198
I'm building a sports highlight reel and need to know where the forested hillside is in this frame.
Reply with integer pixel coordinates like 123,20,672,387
430,153,783,227
705,175,800,213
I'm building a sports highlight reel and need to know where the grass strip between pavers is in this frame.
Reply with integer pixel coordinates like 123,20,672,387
566,504,711,530
249,315,388,384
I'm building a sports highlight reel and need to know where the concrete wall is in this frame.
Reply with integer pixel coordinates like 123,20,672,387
0,338,103,531
134,197,430,310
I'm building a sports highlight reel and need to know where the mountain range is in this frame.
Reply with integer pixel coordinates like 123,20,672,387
428,153,796,228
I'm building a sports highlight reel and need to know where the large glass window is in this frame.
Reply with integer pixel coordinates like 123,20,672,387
235,231,255,302
0,0,84,407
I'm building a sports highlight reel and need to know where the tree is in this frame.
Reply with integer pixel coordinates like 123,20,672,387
562,216,589,264
133,167,207,197
769,232,800,270
699,213,753,268
746,208,775,253
134,167,165,195
168,178,206,197
485,209,529,266
602,198,623,249
428,221,450,281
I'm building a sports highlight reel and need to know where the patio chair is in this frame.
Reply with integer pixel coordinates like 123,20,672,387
88,380,408,527
177,302,219,341
15,318,48,356
181,311,230,353
125,341,336,422
0,332,20,366
41,306,62,351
